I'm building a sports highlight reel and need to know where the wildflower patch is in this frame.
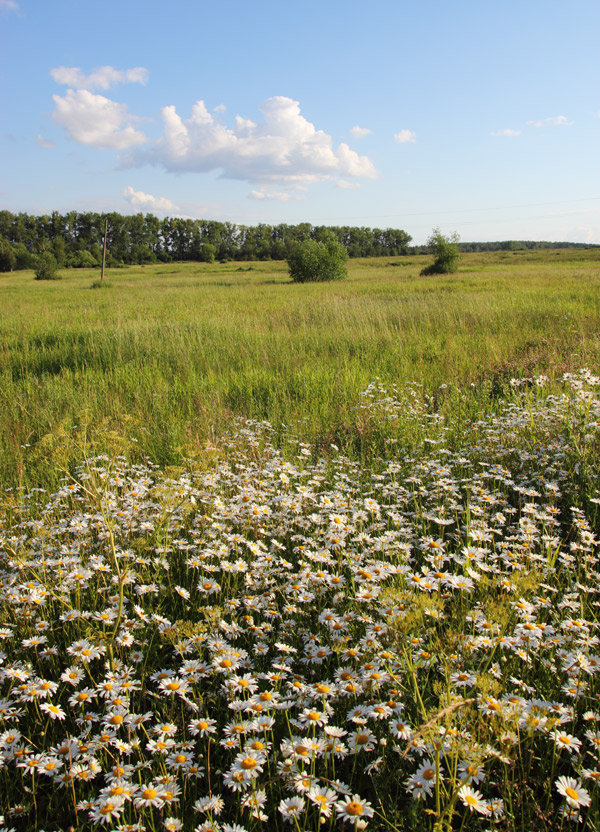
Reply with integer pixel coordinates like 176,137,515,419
0,371,599,830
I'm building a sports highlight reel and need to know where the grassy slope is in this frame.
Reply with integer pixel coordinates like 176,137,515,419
1,249,599,491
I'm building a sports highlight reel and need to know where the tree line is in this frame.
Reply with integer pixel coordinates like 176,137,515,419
1,210,596,272
412,239,597,254
0,210,412,270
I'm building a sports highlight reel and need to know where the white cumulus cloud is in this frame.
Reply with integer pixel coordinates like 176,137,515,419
50,65,149,91
248,189,296,201
0,0,19,11
129,96,377,191
52,89,147,150
394,129,416,143
528,115,572,127
490,128,521,137
123,186,179,214
350,125,372,138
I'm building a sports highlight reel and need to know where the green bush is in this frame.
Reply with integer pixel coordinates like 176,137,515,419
421,228,460,275
12,242,37,270
287,239,348,283
65,250,100,269
34,251,61,281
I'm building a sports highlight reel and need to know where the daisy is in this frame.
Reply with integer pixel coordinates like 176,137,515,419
159,677,190,697
457,761,486,785
88,796,126,825
336,795,375,825
194,795,225,815
189,717,217,737
457,786,491,815
552,731,582,755
230,750,265,780
298,708,329,728
308,785,338,816
556,776,591,808
134,784,164,809
348,728,377,753
406,760,440,798
40,702,66,720
278,796,305,821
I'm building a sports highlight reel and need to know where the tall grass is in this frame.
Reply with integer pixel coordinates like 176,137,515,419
1,250,598,491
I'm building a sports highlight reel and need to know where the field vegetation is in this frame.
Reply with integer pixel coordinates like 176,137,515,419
0,249,599,831
1,249,599,494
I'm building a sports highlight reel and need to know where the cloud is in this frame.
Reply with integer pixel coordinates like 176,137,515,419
350,125,372,138
490,128,521,137
335,179,361,189
394,129,416,143
123,186,179,214
0,0,18,11
128,96,377,192
52,89,147,150
527,115,573,127
36,134,55,148
50,65,149,91
248,189,296,201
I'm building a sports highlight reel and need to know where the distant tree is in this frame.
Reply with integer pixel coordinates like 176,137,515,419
287,238,348,283
420,228,460,275
0,238,16,272
34,251,61,280
53,235,66,266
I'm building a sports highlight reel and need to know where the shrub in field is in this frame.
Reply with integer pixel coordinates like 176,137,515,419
421,227,460,275
34,250,61,280
287,238,348,282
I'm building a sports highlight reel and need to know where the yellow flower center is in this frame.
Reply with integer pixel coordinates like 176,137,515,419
241,757,257,770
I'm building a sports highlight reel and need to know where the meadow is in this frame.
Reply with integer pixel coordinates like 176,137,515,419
0,250,600,831
1,249,599,493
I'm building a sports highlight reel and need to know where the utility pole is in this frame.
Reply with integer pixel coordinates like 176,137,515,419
101,218,108,281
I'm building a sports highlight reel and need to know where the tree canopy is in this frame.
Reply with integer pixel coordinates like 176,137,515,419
0,210,412,269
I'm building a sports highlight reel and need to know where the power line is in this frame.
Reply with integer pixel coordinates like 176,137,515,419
407,208,600,231
295,196,600,224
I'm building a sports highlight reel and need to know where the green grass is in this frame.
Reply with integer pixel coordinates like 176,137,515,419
1,249,599,492
1,249,600,831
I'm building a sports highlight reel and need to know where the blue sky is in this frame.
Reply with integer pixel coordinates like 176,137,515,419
1,0,599,244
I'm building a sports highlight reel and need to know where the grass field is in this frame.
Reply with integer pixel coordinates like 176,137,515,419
1,250,600,831
1,249,599,492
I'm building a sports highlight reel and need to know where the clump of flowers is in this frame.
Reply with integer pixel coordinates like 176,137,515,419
0,370,599,830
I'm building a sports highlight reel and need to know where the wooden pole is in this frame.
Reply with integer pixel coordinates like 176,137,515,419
101,218,108,281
